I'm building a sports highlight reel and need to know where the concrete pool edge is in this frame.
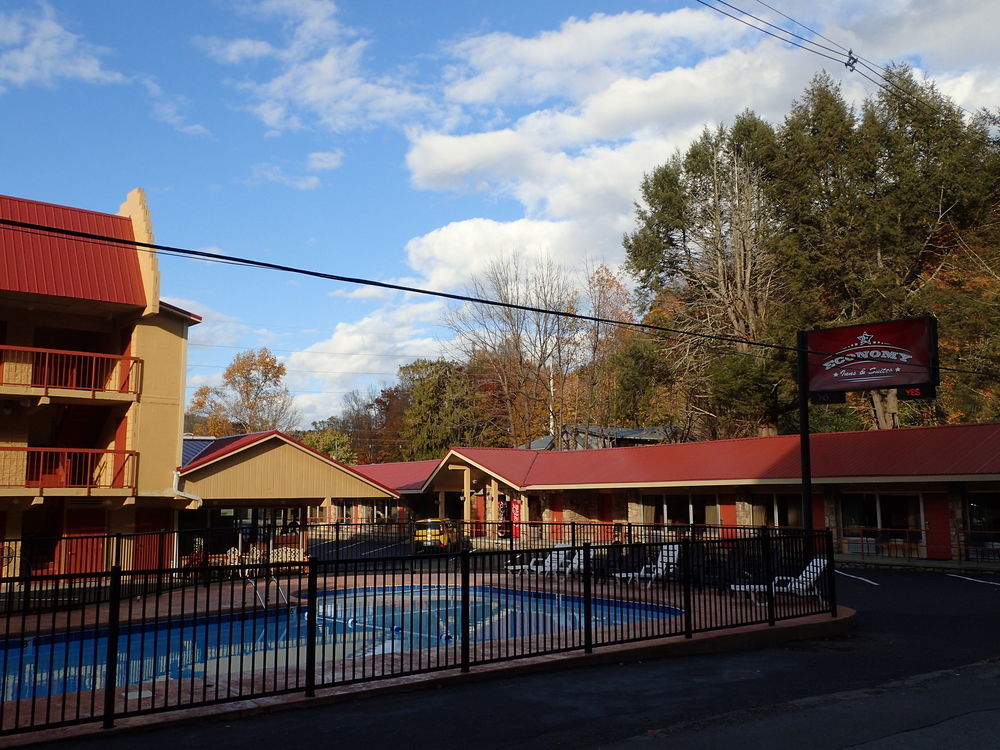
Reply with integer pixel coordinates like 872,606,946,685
0,607,857,748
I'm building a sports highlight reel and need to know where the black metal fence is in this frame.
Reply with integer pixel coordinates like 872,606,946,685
0,529,836,736
0,522,789,578
2,520,995,578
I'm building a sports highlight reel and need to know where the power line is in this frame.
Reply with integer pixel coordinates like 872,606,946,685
187,341,434,358
692,0,845,66
707,0,848,61
0,217,800,356
187,363,400,377
750,0,886,73
1,218,997,382
696,0,965,121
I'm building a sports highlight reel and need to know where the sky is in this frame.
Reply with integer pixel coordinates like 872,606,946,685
2,0,998,428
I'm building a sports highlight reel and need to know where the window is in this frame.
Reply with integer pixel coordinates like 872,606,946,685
839,493,921,541
967,492,1000,543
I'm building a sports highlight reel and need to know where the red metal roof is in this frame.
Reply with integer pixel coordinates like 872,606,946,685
440,422,1000,489
0,194,146,306
351,460,441,492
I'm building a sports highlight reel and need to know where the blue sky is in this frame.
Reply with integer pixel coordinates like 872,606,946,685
2,0,997,427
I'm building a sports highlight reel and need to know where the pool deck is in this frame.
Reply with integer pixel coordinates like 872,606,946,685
0,572,856,747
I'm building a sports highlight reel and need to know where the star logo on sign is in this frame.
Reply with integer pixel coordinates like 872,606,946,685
857,331,874,346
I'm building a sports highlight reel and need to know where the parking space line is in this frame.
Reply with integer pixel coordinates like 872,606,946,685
836,570,880,585
946,574,1000,587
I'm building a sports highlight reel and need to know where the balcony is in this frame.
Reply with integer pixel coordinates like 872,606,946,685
0,345,141,401
0,447,137,495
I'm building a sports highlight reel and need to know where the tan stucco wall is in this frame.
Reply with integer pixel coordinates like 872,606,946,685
118,188,159,316
179,440,396,501
129,310,189,496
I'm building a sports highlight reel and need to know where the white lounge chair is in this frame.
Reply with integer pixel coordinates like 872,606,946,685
507,544,572,575
613,544,679,587
730,557,828,604
561,549,584,576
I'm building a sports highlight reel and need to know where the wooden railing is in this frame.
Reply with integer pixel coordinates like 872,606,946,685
0,447,137,492
0,344,141,395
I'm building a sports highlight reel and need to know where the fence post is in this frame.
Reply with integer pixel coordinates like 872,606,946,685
113,533,123,569
825,529,838,618
626,523,633,545
305,557,318,696
460,550,470,673
571,522,577,548
335,522,341,562
682,539,693,639
761,526,776,627
102,565,122,729
582,543,593,653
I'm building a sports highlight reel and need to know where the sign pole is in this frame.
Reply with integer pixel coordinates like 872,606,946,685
797,330,814,530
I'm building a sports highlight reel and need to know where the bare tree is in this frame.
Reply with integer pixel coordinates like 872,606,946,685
444,255,581,448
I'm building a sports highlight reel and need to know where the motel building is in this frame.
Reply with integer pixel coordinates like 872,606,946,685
354,422,1000,564
0,192,398,575
2,190,999,574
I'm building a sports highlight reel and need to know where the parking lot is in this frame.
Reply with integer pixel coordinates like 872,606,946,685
25,566,1000,750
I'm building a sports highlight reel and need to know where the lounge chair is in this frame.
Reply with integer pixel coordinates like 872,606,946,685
506,544,572,575
730,557,828,604
561,549,585,576
613,544,679,587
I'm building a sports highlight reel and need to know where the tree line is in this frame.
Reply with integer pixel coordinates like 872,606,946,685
186,67,1000,463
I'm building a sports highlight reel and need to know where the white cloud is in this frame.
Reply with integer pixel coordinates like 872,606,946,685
0,2,124,92
248,162,321,189
404,218,587,292
286,299,446,422
140,77,210,136
403,4,958,296
204,0,429,133
161,297,278,348
443,9,743,106
0,5,209,136
329,285,394,301
307,150,343,170
196,36,275,64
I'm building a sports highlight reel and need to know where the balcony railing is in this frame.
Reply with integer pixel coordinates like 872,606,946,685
0,344,141,396
0,448,137,492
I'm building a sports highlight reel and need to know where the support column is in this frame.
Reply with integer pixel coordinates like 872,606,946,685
487,478,499,524
438,490,446,518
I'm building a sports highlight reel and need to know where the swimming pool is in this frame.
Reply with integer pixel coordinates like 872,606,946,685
0,586,680,699
318,585,680,652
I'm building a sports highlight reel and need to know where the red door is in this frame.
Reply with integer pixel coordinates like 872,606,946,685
134,508,174,569
62,508,106,574
923,493,952,560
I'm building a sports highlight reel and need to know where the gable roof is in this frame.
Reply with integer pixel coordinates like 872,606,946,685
179,431,399,498
424,422,1000,491
0,194,146,307
351,460,440,493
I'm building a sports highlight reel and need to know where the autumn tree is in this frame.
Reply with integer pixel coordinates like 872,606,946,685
323,384,410,464
298,425,358,464
187,347,299,435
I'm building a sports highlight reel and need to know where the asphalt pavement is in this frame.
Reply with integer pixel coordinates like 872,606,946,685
26,567,1000,749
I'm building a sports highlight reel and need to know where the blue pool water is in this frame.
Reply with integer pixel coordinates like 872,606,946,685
1,586,679,699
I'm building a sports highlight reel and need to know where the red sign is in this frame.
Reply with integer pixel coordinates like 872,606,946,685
806,317,938,394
